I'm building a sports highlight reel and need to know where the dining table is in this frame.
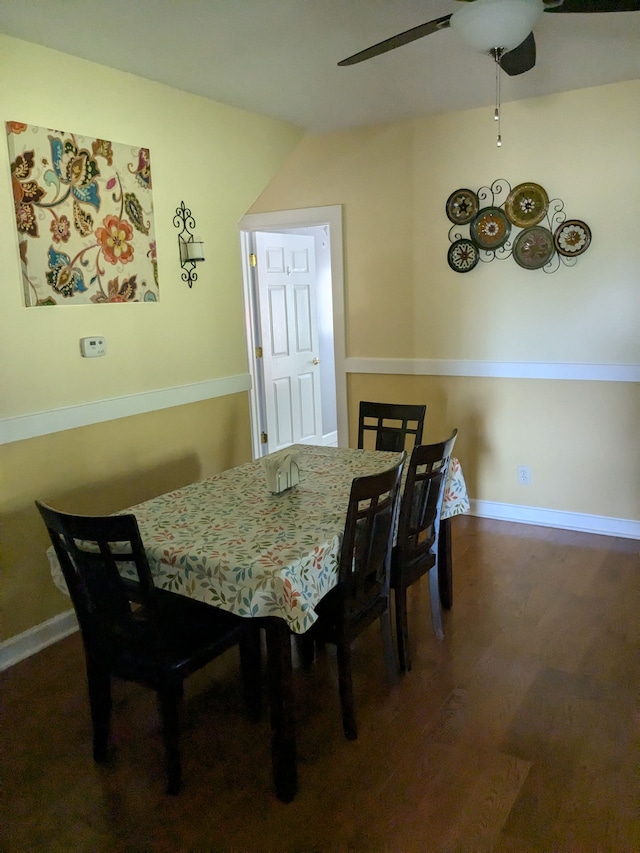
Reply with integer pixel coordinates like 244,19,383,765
49,443,469,802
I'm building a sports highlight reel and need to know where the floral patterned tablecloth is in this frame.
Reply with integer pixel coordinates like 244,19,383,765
50,444,469,634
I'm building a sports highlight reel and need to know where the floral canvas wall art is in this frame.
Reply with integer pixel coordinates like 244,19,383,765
7,121,159,306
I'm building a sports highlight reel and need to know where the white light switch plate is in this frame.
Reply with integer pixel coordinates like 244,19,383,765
80,336,106,357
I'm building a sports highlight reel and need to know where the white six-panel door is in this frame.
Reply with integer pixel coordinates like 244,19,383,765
255,232,323,452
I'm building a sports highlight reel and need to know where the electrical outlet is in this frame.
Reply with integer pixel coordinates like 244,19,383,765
518,465,531,485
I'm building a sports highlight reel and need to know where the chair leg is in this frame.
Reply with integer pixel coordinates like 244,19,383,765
239,626,263,723
437,518,453,610
158,686,182,795
86,657,112,763
336,635,357,740
294,632,316,670
380,608,395,675
428,564,444,641
394,583,411,673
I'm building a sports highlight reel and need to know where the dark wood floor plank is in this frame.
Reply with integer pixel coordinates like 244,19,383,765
1,516,637,852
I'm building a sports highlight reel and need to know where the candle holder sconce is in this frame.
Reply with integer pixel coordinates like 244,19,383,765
173,201,205,287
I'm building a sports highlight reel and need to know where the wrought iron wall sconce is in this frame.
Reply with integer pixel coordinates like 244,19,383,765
173,201,205,287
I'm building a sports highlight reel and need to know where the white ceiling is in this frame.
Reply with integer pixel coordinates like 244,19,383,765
0,1,638,133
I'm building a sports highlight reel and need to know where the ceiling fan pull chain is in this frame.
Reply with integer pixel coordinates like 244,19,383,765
493,48,504,147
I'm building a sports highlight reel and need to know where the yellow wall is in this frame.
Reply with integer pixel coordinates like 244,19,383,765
250,123,418,357
0,35,302,414
0,35,303,640
251,81,640,522
1,394,252,637
347,374,639,520
410,83,639,363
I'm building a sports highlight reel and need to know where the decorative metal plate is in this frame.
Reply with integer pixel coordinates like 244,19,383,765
505,182,549,228
447,239,480,273
470,207,511,250
554,219,591,257
513,226,555,270
446,189,479,225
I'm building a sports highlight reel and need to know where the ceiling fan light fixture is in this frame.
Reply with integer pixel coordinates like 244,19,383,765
450,0,544,53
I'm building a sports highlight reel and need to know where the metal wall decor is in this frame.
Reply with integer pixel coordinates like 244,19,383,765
446,180,591,274
173,200,205,287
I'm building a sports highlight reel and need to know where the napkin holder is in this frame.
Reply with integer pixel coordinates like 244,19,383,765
261,450,300,494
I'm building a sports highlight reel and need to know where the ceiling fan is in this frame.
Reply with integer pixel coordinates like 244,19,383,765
338,0,639,77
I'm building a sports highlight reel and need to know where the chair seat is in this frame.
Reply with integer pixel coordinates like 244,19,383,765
391,551,436,591
104,594,250,686
313,585,390,644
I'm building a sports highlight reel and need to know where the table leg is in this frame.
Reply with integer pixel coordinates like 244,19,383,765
438,517,453,610
265,619,297,802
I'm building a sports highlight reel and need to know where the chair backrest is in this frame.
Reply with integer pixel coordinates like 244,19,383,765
35,501,159,654
395,430,458,567
338,453,405,623
357,401,426,453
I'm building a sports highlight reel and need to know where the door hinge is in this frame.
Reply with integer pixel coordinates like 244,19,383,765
255,346,263,358
261,432,268,444
249,253,257,267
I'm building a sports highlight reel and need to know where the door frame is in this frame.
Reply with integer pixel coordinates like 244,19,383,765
239,205,347,458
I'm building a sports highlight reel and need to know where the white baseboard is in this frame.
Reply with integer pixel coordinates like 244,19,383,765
0,609,78,672
3,502,637,672
470,499,640,540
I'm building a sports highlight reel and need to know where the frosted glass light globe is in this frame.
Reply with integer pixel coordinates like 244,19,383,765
450,0,544,52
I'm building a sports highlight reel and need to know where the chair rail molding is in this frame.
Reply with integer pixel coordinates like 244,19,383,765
0,374,251,445
345,358,640,382
3,360,636,446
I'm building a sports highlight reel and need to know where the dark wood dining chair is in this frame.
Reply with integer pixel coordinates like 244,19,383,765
305,454,405,740
36,501,262,795
391,429,458,672
357,401,426,452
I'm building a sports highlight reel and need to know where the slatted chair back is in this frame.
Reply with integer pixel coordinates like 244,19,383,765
338,455,406,628
397,431,457,567
36,502,160,656
392,430,458,669
357,401,426,453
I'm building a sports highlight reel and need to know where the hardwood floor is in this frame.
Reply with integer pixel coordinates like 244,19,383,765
2,516,638,852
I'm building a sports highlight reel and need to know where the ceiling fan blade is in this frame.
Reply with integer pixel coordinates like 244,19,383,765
544,0,640,11
500,32,537,76
338,14,451,66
